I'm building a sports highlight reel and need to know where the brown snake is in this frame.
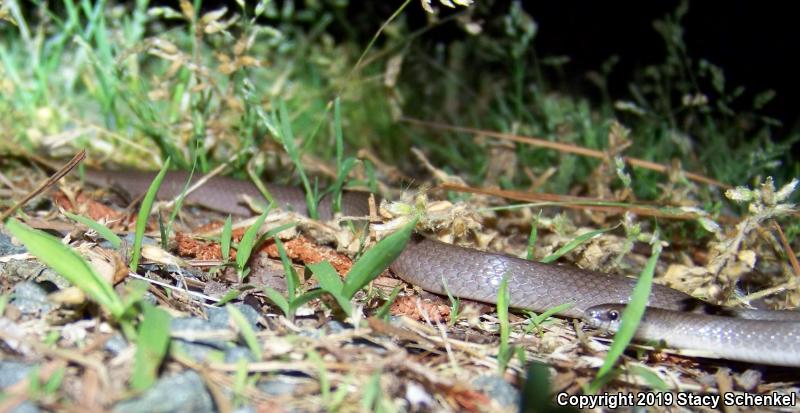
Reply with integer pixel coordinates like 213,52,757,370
82,169,800,367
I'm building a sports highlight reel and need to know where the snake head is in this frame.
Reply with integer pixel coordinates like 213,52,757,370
584,304,628,332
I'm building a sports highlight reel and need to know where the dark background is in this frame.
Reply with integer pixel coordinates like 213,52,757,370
353,1,798,131
523,1,797,130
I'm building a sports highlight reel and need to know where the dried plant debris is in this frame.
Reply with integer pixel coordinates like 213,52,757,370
1,166,798,413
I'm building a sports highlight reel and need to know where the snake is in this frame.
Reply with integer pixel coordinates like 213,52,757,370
81,169,800,367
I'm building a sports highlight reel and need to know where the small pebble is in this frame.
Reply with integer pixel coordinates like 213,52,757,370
257,378,298,396
207,303,260,330
224,346,257,363
0,231,26,255
405,381,435,410
472,374,520,409
114,370,214,413
734,369,762,392
0,360,33,389
103,333,129,355
10,281,53,315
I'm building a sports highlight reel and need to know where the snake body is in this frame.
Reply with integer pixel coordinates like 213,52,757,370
83,169,800,366
586,304,800,367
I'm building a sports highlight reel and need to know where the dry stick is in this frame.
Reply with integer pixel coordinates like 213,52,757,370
735,222,800,304
741,278,800,307
439,183,703,221
400,117,731,189
772,220,800,277
0,149,87,222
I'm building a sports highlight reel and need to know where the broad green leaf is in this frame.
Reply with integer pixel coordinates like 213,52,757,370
308,261,351,315
5,219,124,318
341,218,416,299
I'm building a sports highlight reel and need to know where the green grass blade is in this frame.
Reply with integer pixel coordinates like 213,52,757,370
441,276,461,325
540,226,616,264
121,279,153,311
307,261,351,316
131,304,171,391
627,365,668,391
157,214,168,250
276,100,318,219
327,157,357,214
590,240,662,391
288,290,326,313
531,303,574,326
233,358,248,407
236,212,268,279
341,218,417,299
526,212,541,260
257,223,298,242
215,286,253,307
5,218,124,318
330,97,353,213
520,362,579,413
245,170,277,209
163,162,197,247
307,261,344,295
227,304,263,360
307,350,330,402
273,237,298,300
0,292,9,316
43,365,65,396
374,286,402,320
360,371,384,412
497,275,512,373
130,158,171,271
62,211,122,249
221,215,233,262
334,97,344,172
262,286,290,318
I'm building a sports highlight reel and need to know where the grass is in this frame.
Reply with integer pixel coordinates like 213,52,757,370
130,304,172,391
1,0,798,411
4,217,174,392
308,218,416,317
5,218,126,319
227,304,262,360
235,212,268,279
62,210,122,249
588,238,662,394
496,275,512,374
129,159,172,271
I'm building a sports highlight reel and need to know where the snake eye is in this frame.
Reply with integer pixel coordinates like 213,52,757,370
607,310,620,321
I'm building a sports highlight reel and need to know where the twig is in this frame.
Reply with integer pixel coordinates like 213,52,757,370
772,220,800,277
440,182,705,221
401,117,730,189
0,149,86,222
